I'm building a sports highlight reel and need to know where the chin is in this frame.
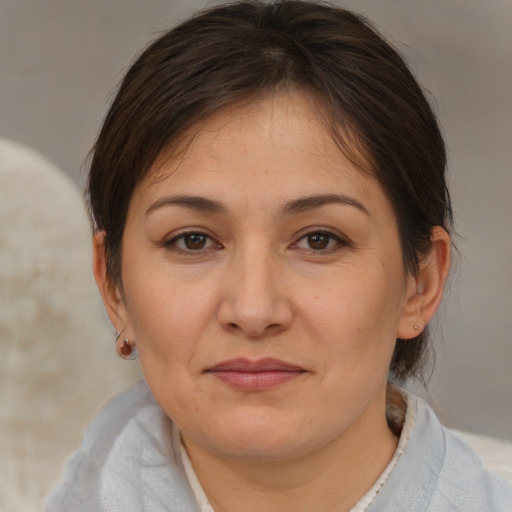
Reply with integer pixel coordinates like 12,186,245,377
212,434,309,461
195,412,334,462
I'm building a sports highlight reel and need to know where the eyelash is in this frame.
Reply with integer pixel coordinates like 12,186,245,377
165,230,221,253
293,230,348,253
165,228,348,256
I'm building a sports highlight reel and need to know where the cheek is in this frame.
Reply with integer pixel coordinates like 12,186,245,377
121,261,220,358
121,266,219,414
301,264,404,329
295,264,404,369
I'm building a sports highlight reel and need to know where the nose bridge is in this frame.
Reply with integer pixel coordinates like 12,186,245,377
219,236,290,336
233,237,276,314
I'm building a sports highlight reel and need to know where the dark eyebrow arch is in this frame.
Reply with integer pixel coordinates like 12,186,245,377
145,195,226,216
280,194,370,216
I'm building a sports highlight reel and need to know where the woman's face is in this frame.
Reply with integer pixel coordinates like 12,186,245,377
107,92,420,460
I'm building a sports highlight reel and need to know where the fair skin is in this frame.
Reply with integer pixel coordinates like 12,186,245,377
94,91,450,512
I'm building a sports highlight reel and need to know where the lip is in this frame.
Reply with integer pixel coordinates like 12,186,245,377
206,358,306,391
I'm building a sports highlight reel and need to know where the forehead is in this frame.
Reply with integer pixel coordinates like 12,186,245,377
136,91,386,216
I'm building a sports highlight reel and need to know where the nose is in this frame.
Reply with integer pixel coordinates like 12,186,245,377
217,244,293,338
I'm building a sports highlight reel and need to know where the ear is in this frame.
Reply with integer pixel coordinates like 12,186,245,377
397,226,451,339
92,231,131,335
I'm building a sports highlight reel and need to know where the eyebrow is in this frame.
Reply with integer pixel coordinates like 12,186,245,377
146,195,226,216
145,193,369,217
280,194,370,217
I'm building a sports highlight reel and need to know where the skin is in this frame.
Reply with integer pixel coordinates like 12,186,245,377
94,91,450,511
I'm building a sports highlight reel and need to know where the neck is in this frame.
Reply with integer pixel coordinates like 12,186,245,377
183,387,400,512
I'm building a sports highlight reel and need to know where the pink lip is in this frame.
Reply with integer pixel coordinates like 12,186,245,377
207,358,306,391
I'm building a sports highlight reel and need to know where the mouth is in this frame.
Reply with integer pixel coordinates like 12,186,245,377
206,358,307,391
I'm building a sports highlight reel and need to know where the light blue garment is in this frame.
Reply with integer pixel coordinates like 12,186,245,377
46,380,512,511
46,381,199,512
366,394,512,511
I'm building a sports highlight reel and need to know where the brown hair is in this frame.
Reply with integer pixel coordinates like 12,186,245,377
87,0,452,381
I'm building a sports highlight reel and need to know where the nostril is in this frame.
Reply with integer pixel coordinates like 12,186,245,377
217,291,293,337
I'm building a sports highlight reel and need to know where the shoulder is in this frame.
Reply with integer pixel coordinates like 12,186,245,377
408,394,512,511
46,380,199,512
429,424,512,511
366,391,512,511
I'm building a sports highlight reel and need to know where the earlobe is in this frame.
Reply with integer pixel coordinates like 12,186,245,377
397,226,451,339
92,231,130,333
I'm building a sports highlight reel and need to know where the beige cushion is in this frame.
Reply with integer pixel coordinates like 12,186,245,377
0,139,141,511
453,430,512,485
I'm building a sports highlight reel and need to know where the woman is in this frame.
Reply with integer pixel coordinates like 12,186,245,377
47,1,511,510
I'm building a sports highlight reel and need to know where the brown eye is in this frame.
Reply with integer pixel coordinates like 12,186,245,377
307,233,330,250
294,230,346,252
166,231,218,253
183,233,208,250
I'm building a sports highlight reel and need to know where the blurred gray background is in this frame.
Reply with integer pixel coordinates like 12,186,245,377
1,0,511,440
